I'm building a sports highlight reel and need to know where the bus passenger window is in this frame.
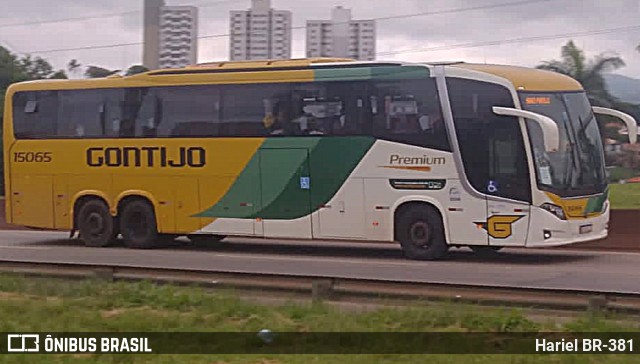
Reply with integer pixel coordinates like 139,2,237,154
153,85,221,137
13,91,58,139
370,78,449,151
221,83,290,137
57,90,105,138
290,82,366,136
135,91,161,137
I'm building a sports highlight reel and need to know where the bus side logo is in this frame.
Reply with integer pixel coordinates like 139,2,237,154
474,215,524,239
86,147,206,168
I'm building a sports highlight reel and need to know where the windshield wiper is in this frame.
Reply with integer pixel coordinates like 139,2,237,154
559,111,577,191
576,113,604,186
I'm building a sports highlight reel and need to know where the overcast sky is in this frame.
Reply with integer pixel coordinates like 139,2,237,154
1,0,639,78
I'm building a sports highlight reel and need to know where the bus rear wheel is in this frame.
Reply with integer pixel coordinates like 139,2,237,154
119,199,162,249
396,205,448,260
77,199,117,247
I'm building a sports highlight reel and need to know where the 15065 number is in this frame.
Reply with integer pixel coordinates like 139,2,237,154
14,152,53,163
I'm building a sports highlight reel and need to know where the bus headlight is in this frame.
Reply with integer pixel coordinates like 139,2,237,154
541,203,566,220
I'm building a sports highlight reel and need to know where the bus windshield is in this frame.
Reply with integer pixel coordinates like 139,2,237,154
520,92,606,197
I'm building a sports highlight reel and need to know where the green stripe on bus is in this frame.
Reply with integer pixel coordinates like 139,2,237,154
585,188,608,214
313,66,430,82
195,136,375,220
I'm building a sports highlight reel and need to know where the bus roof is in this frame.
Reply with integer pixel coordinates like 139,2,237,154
181,57,355,70
450,63,583,92
6,59,584,94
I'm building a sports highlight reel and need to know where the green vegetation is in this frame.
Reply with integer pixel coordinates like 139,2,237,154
0,273,637,363
0,47,149,195
538,40,624,108
607,167,637,184
609,183,640,209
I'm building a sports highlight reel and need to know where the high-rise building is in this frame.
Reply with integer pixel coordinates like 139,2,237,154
229,0,292,61
306,6,376,61
143,0,198,70
158,6,198,69
143,0,165,70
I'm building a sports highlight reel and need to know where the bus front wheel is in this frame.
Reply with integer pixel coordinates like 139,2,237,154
119,199,161,249
396,205,448,260
77,199,117,247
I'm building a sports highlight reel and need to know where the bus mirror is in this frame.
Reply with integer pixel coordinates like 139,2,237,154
593,107,638,144
492,106,560,152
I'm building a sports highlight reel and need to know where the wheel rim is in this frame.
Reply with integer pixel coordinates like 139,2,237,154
127,209,148,240
85,211,105,238
409,221,431,249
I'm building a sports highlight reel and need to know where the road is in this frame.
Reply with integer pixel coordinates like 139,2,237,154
0,230,638,294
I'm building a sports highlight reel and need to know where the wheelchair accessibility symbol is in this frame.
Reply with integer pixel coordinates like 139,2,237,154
487,180,499,194
300,177,310,190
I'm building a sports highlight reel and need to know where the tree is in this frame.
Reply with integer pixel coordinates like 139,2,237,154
84,66,119,78
0,46,29,195
0,46,28,89
0,45,66,194
18,55,57,80
125,65,149,76
67,59,81,78
49,70,68,79
537,40,625,107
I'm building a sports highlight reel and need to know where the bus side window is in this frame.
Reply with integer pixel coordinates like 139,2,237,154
102,89,126,137
12,91,58,139
221,83,291,137
324,81,366,136
369,78,448,151
155,85,221,137
291,83,327,135
291,81,366,136
135,90,161,137
57,90,104,138
120,88,146,138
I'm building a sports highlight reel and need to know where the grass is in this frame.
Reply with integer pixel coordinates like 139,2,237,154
0,274,638,363
609,183,640,209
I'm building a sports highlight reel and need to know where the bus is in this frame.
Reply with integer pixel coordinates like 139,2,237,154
3,58,637,260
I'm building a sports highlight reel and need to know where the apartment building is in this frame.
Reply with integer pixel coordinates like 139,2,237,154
229,0,292,60
306,6,376,61
143,0,198,69
158,6,198,68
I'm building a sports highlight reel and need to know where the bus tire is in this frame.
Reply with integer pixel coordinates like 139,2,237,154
187,234,227,247
396,205,448,260
119,199,160,249
77,199,116,248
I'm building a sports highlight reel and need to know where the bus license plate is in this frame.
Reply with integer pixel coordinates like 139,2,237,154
579,224,593,234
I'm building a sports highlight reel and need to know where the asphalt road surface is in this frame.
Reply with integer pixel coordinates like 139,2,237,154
0,230,638,294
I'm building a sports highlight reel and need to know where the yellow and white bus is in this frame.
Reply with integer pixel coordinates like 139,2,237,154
3,58,637,260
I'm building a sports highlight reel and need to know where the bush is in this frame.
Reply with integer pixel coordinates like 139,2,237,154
607,166,636,183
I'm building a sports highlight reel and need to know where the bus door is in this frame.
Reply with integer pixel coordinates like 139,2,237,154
485,124,531,247
447,77,531,247
258,148,313,239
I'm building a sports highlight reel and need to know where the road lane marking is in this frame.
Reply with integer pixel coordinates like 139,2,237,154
209,252,433,268
0,245,52,250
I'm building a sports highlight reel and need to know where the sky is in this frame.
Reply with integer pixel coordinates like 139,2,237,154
0,0,639,78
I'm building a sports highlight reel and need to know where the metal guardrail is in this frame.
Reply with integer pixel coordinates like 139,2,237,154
1,260,639,315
